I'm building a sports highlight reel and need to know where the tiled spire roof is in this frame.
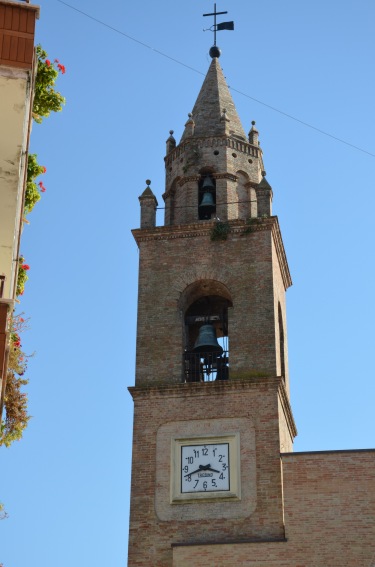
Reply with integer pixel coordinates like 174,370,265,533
180,57,247,142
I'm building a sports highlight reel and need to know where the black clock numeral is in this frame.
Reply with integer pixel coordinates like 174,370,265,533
186,474,192,482
202,447,208,456
194,479,199,488
218,454,224,462
219,473,225,480
193,450,199,458
213,448,217,456
186,456,193,464
222,463,227,471
203,481,208,491
211,479,217,487
183,465,188,473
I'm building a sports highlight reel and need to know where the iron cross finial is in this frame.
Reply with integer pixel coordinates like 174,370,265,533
203,3,234,52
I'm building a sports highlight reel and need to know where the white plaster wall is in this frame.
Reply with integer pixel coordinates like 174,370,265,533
0,66,32,298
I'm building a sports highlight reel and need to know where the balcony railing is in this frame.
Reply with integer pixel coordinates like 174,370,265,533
184,350,229,383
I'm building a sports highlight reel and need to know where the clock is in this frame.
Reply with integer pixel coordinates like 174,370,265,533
171,434,240,502
181,442,230,493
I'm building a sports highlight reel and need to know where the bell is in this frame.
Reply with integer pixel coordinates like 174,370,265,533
201,175,215,191
199,191,215,216
193,324,223,354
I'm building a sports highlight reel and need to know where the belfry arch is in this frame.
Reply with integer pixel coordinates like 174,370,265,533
180,280,232,382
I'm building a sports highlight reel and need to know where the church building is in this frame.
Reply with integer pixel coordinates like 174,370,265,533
128,43,374,566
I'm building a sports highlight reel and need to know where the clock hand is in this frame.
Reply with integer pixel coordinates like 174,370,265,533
185,465,210,476
204,466,220,474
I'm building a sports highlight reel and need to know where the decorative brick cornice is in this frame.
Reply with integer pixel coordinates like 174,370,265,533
164,136,261,167
178,175,200,187
129,375,282,401
132,216,292,290
214,172,238,182
270,219,292,290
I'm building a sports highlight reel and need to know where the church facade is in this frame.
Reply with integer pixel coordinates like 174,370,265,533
128,53,374,566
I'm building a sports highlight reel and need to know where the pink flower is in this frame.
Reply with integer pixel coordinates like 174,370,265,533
46,59,51,67
57,63,66,74
21,264,30,270
38,181,46,192
42,166,47,173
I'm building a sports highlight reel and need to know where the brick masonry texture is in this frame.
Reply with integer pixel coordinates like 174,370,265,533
127,55,374,567
133,218,290,390
172,450,375,566
128,378,291,567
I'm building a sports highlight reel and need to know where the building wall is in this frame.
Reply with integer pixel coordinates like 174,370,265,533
133,218,290,387
128,378,290,567
172,450,375,566
0,0,38,419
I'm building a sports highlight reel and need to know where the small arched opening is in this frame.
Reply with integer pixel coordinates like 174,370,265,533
198,168,216,220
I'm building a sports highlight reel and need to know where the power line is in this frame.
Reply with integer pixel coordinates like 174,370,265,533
56,0,375,159
56,0,205,77
229,86,375,158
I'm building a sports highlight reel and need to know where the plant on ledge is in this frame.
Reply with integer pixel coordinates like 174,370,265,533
210,221,231,241
24,154,46,215
1,46,65,450
32,46,65,124
0,315,31,447
16,258,29,297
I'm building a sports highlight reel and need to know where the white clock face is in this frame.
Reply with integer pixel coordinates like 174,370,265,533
181,443,230,493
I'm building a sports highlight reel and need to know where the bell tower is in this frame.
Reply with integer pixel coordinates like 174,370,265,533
128,46,296,567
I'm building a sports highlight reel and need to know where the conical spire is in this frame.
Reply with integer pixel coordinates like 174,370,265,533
180,58,246,142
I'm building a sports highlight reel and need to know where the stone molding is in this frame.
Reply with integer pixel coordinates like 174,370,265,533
129,374,282,400
128,376,297,439
132,216,292,290
278,379,298,439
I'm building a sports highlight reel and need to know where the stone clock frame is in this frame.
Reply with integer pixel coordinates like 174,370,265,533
171,433,241,503
155,416,257,522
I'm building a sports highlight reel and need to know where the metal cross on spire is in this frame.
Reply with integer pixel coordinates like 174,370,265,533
203,3,234,55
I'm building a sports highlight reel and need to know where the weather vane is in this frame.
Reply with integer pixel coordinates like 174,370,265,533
203,3,234,57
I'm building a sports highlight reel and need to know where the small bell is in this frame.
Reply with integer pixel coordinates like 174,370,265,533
201,175,215,191
199,191,215,217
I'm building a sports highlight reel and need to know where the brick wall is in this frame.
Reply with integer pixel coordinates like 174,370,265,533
133,217,291,388
128,378,291,566
172,450,375,566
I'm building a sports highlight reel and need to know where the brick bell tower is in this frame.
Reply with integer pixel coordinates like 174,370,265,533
128,45,296,567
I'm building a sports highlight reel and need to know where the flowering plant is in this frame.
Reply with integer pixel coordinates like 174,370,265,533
24,154,47,214
1,46,65,452
16,258,29,297
0,314,31,447
32,46,66,124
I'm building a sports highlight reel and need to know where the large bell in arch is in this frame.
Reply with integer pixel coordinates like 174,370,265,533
193,324,223,354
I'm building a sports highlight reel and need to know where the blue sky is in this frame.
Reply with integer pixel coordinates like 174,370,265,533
2,1,375,565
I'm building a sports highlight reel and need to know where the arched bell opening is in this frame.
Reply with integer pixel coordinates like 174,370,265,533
183,288,232,383
198,171,216,220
